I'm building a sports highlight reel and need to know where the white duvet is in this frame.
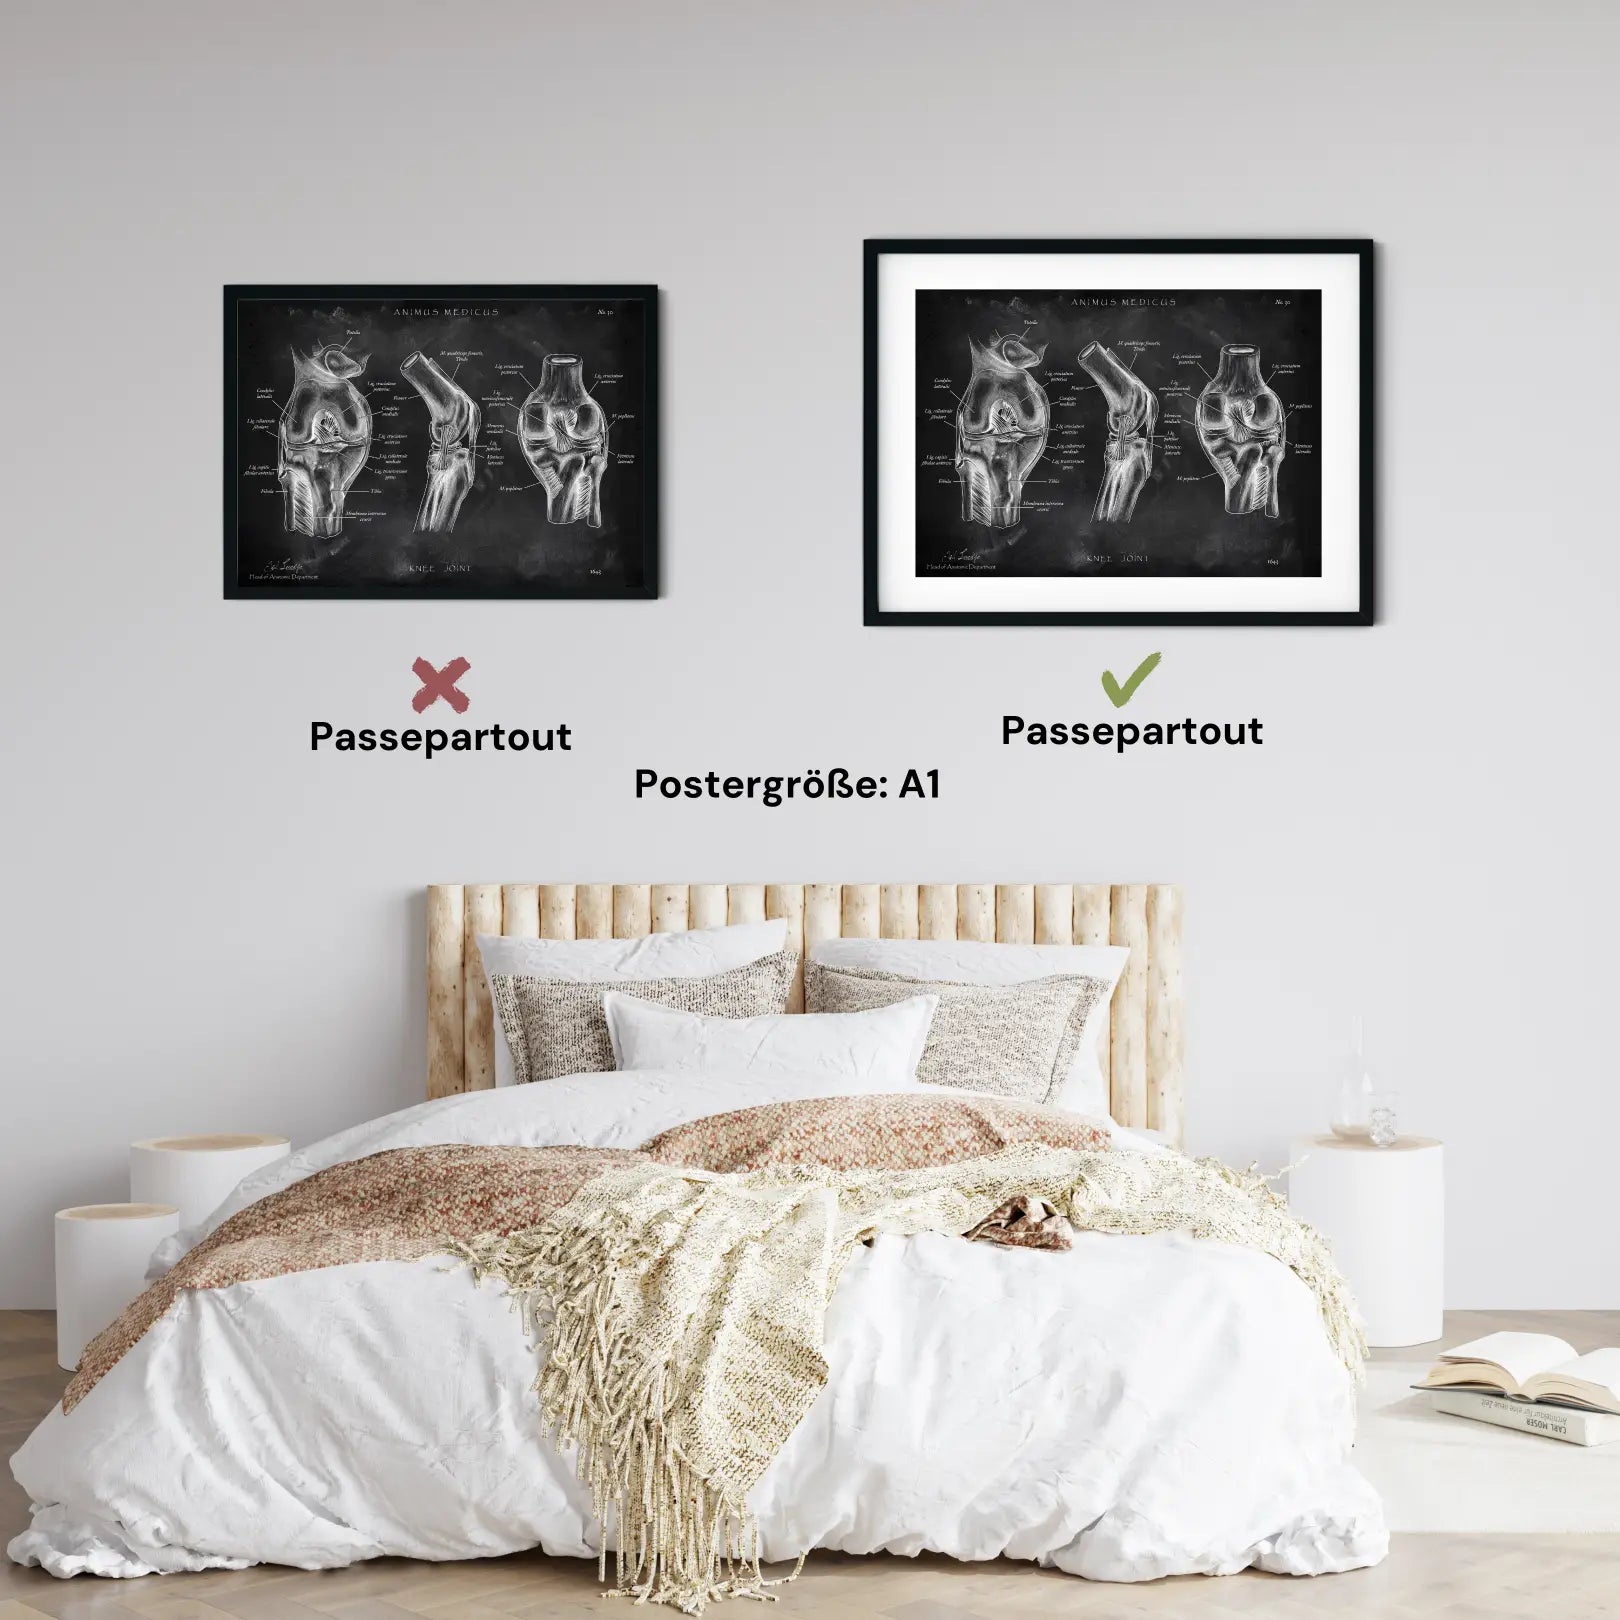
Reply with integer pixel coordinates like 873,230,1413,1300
10,1071,1387,1583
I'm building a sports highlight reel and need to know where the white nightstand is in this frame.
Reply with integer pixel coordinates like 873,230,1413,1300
129,1133,290,1228
54,1202,180,1371
1287,1134,1444,1348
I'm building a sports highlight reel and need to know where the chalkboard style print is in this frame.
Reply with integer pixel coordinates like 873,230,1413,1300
225,285,658,600
914,286,1322,579
865,241,1374,626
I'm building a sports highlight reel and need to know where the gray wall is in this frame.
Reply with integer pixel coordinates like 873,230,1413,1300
2,0,1615,1306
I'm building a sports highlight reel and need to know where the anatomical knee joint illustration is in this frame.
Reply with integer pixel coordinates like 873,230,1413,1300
945,330,1293,530
278,346,373,539
911,287,1320,582
401,353,479,533
1195,345,1286,517
227,288,654,598
955,335,1050,528
1078,342,1157,523
273,344,613,541
519,355,610,528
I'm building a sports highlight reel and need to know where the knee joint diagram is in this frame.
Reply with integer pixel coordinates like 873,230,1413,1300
955,335,1050,529
519,355,610,528
946,331,1292,531
265,336,625,542
401,353,479,533
1078,342,1157,523
278,346,372,539
1195,345,1286,517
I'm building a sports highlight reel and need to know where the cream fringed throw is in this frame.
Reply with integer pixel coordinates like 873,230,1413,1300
452,1143,1365,1614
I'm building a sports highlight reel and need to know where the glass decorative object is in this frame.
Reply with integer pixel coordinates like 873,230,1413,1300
1330,1016,1375,1141
1368,1092,1400,1148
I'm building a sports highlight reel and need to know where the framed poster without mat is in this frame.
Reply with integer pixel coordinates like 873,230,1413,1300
864,240,1374,626
223,285,658,600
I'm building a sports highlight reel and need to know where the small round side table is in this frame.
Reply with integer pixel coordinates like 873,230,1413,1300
54,1202,179,1371
129,1133,290,1229
1287,1134,1444,1348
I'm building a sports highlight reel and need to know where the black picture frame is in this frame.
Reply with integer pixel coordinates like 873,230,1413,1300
224,284,659,600
863,240,1375,627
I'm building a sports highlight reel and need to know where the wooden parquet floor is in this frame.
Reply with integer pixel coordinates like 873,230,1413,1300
1,1309,1616,1618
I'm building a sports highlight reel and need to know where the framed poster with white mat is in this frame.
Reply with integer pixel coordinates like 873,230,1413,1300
864,239,1374,626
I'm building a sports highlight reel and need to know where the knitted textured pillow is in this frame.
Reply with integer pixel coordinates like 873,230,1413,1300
491,949,797,1084
804,962,1109,1104
641,1091,1111,1174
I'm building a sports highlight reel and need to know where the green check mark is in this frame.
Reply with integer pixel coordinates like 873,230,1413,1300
1101,652,1161,708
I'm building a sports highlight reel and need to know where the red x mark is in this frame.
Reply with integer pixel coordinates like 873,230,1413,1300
412,657,471,714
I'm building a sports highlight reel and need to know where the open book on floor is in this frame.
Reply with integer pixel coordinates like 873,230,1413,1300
1417,1332,1620,1414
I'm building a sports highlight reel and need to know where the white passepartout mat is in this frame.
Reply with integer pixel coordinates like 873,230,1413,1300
1355,1363,1620,1533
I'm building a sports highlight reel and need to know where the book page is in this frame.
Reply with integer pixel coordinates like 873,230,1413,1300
1436,1331,1574,1385
1552,1347,1620,1402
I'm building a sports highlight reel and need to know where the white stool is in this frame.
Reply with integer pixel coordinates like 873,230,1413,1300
129,1133,290,1229
54,1203,179,1371
1287,1134,1444,1348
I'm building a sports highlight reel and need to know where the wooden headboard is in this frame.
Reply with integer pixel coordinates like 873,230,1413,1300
426,883,1185,1143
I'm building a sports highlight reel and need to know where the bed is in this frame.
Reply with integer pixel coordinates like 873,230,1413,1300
9,880,1386,1590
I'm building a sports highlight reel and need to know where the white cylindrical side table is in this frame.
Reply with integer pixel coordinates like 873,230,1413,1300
1287,1134,1444,1348
129,1133,290,1229
55,1203,180,1371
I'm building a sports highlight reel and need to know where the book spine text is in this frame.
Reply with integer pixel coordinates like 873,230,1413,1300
1427,1390,1617,1447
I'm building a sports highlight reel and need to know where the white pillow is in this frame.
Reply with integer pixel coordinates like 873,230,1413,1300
477,920,789,1088
806,937,1127,1117
602,990,939,1088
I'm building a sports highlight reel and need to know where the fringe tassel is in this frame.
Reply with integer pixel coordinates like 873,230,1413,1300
453,1214,801,1613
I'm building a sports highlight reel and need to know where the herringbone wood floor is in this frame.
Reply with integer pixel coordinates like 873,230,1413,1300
1,1310,1616,1618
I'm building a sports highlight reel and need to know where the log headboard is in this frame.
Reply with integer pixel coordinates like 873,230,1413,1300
426,883,1185,1143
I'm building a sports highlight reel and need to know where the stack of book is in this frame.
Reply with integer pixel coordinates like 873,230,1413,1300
1416,1332,1620,1446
